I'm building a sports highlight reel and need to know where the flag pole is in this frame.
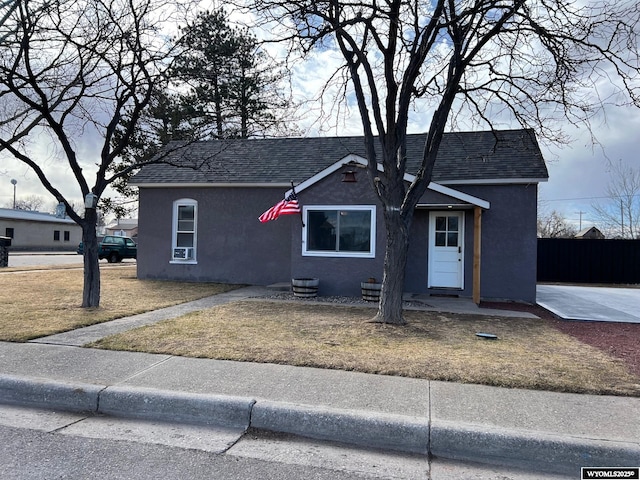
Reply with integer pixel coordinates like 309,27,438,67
291,181,304,227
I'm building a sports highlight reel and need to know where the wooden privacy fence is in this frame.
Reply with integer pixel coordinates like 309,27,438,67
537,238,640,284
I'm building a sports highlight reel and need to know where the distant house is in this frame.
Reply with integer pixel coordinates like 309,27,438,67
0,208,82,251
575,226,605,239
105,219,138,238
130,129,549,303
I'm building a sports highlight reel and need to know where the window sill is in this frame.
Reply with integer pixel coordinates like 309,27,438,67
170,260,198,265
302,251,375,259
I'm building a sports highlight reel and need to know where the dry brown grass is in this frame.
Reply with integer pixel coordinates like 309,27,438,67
1,264,85,272
0,266,239,341
3,267,638,395
92,300,640,396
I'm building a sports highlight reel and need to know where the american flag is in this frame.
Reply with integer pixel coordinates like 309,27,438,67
258,191,301,223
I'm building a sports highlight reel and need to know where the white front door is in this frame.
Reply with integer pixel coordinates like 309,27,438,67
428,211,464,289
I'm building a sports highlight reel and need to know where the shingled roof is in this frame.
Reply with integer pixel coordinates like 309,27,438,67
130,129,548,186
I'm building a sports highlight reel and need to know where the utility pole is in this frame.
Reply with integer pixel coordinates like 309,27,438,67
10,179,16,209
576,211,586,231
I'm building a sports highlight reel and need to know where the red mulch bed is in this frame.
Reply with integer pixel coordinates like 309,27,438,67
481,302,640,378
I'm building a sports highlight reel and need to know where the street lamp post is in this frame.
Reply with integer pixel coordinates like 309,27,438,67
10,179,17,209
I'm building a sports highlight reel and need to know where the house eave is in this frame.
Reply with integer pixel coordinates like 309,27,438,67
437,178,548,186
426,182,490,209
285,155,491,209
0,209,77,224
131,182,293,188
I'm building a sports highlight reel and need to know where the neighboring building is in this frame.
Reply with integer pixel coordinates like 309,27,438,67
575,226,605,239
130,129,549,303
105,218,138,238
0,208,82,251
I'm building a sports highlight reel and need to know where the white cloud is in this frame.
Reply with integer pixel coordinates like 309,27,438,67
3,0,639,229
0,121,112,211
539,103,640,228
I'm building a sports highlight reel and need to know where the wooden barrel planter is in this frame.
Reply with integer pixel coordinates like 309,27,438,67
291,278,319,298
361,281,382,302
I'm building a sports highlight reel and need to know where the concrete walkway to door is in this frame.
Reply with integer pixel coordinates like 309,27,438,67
536,284,640,323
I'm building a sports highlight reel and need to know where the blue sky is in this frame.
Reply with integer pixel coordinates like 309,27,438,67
2,1,638,228
2,84,637,228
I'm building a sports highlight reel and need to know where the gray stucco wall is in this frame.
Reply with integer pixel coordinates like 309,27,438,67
136,187,291,285
137,180,539,303
290,172,386,297
457,183,539,303
290,173,537,302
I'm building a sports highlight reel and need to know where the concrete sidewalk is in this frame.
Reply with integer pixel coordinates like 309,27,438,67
0,287,638,476
1,342,638,476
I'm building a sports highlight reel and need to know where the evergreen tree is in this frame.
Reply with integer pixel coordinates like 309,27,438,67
171,8,294,139
105,8,297,215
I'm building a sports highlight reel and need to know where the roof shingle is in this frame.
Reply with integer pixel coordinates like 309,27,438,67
130,129,548,185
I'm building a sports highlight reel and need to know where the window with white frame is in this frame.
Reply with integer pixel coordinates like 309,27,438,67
171,199,197,263
302,205,375,258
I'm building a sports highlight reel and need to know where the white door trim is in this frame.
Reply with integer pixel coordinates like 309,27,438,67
428,211,464,289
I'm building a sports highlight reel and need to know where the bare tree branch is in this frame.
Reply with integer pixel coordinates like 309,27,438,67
243,0,640,324
0,0,194,307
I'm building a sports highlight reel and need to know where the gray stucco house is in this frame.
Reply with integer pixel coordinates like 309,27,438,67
131,129,548,303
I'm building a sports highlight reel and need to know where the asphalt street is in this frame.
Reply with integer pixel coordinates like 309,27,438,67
0,404,571,480
1,253,638,478
6,251,136,267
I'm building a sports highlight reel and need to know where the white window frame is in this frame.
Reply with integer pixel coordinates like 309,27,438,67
171,198,198,264
302,205,376,258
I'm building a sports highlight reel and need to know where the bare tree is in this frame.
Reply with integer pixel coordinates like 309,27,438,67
591,161,640,239
4,194,46,211
0,0,189,306
537,209,578,238
0,0,18,41
246,0,640,324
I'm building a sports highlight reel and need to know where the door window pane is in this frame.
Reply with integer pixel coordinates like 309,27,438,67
447,232,458,247
434,214,461,247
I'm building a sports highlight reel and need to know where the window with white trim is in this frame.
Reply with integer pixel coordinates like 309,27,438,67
302,205,375,258
171,199,197,263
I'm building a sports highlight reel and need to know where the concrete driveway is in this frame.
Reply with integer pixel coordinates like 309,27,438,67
537,284,640,323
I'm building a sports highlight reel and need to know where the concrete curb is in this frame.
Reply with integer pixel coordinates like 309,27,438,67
0,374,101,413
1,374,639,475
251,400,430,454
431,420,640,476
98,385,255,429
0,375,430,454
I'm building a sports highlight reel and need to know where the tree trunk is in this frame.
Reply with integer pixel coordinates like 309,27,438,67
372,207,412,325
81,209,101,308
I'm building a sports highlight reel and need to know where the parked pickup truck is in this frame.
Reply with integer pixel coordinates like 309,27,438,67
77,235,137,263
